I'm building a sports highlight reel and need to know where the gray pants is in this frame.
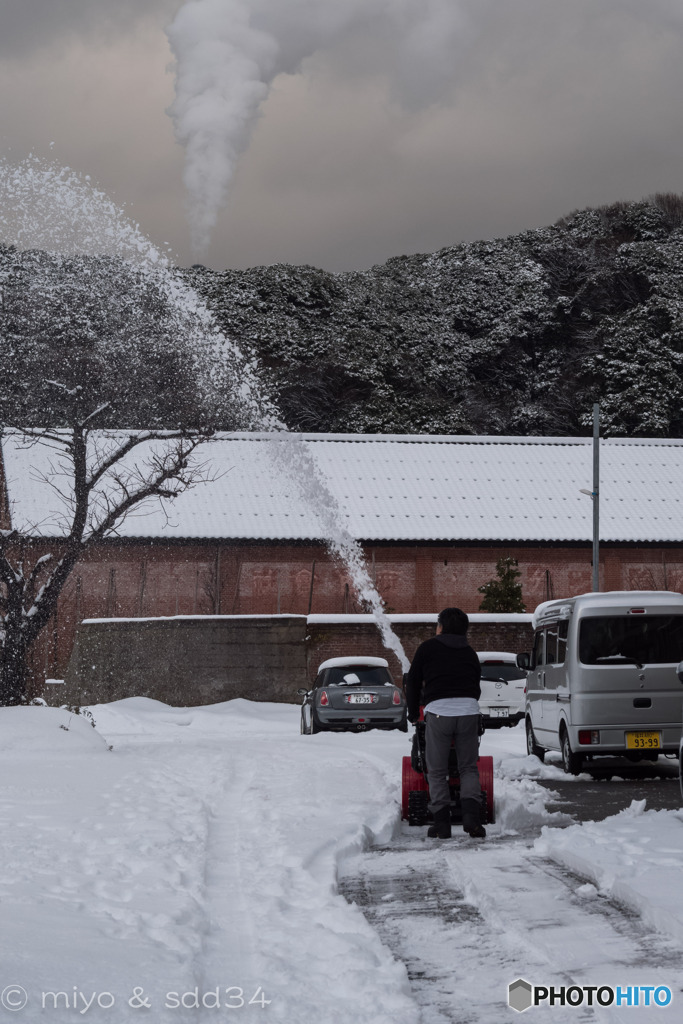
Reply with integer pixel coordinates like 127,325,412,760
425,712,481,815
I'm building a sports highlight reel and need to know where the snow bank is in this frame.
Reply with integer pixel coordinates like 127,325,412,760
0,705,110,754
20,696,419,1024
3,695,680,1023
487,721,683,950
493,776,574,831
536,802,683,945
88,695,310,741
486,722,592,784
477,723,576,830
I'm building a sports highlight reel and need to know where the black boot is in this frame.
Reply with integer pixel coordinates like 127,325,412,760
461,798,486,839
427,806,452,839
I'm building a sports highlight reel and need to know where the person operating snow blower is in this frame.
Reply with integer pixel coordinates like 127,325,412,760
405,607,486,839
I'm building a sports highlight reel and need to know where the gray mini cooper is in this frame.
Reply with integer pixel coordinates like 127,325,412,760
299,656,408,734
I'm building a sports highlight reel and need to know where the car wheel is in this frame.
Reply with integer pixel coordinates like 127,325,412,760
679,743,683,804
561,728,582,776
310,712,321,735
525,718,545,762
397,713,409,733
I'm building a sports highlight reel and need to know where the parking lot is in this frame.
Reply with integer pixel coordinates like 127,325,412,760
538,758,680,821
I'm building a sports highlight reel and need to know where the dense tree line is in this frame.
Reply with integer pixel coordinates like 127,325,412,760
0,246,259,431
186,193,683,437
2,193,683,438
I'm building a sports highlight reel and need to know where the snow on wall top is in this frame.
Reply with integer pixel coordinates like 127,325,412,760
2,431,683,544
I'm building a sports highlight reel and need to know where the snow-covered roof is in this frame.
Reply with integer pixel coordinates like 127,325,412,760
317,656,390,672
3,430,683,544
532,589,683,626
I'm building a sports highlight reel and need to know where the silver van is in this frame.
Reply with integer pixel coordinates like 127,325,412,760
518,591,683,774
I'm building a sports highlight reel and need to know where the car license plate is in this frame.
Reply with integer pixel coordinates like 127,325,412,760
625,731,661,750
348,694,374,705
490,707,509,718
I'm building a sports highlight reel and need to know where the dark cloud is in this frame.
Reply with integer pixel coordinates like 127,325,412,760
2,0,683,270
0,0,177,56
200,0,683,269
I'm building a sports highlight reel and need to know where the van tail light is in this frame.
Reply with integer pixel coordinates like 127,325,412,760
578,730,600,745
392,689,402,705
319,690,329,706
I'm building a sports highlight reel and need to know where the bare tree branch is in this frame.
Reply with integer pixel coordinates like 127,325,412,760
1,424,215,703
80,402,112,429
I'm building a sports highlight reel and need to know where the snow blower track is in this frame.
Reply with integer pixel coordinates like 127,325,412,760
339,825,681,1024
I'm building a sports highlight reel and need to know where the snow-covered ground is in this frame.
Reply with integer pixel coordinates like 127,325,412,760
1,701,682,1022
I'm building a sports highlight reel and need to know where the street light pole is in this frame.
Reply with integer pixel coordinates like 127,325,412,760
592,403,600,592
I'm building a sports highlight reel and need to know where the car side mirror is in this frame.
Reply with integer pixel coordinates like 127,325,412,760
297,687,309,696
677,661,683,684
516,652,531,671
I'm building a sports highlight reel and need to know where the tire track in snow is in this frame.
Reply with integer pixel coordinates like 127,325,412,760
189,749,272,1022
340,845,571,1024
192,737,418,1024
340,828,681,1023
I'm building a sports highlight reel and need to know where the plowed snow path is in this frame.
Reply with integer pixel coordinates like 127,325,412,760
339,827,681,1024
4,702,682,1024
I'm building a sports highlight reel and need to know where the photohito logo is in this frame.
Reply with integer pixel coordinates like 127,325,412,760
508,979,672,1012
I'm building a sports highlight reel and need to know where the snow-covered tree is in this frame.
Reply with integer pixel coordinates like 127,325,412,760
0,247,259,705
185,192,683,438
0,247,244,429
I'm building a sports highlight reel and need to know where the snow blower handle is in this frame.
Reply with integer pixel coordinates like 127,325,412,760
403,672,421,728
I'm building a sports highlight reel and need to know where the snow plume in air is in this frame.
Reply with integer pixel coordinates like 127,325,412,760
0,156,406,662
0,155,274,430
166,0,480,257
0,155,167,263
268,435,410,673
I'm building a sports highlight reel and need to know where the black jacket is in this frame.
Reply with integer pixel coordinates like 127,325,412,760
405,634,481,722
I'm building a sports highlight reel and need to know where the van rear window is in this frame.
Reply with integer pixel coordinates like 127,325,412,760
579,615,683,666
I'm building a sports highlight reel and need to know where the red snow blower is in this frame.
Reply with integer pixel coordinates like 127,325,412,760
401,709,495,826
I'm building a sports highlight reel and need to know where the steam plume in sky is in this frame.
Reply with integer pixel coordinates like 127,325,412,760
166,0,479,257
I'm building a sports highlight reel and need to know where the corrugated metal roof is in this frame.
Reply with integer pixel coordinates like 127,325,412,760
2,431,683,544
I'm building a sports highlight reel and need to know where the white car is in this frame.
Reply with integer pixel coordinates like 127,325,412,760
478,651,526,729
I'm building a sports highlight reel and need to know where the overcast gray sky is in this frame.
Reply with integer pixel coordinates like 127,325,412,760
2,0,683,272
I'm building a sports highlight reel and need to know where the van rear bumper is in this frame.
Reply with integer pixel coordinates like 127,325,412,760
567,724,681,755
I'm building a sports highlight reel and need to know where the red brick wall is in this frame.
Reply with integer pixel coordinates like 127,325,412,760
15,538,683,693
305,617,534,685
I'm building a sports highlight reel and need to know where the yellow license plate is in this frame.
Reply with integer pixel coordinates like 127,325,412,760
626,731,661,750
